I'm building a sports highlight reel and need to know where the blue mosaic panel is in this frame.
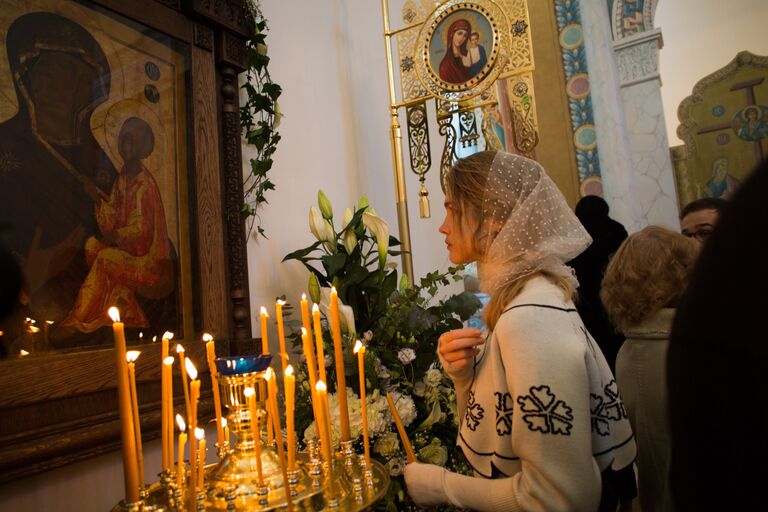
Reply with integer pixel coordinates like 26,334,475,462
554,0,602,191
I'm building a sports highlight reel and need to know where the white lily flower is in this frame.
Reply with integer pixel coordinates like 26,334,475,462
362,212,389,267
319,287,356,336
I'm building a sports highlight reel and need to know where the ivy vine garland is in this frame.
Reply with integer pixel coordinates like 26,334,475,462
241,2,282,238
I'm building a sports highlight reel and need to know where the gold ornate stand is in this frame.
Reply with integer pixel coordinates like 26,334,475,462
113,359,389,511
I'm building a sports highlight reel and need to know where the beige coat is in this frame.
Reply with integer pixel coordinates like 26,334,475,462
616,308,677,512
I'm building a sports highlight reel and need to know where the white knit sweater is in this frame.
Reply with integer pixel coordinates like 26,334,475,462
443,276,636,511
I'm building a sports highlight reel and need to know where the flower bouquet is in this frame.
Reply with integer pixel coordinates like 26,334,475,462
283,191,482,510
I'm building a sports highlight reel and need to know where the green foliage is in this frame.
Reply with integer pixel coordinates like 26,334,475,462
241,3,282,238
283,193,482,510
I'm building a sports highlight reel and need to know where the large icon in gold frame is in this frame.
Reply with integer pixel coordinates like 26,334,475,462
416,1,511,101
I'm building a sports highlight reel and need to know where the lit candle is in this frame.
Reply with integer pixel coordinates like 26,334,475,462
386,393,416,463
265,368,293,508
284,365,296,471
195,428,206,490
354,341,371,467
186,359,200,508
161,336,169,471
126,350,145,491
244,387,264,485
315,380,332,464
275,299,288,376
162,356,174,471
329,287,350,441
312,304,327,383
204,333,224,446
176,414,187,488
300,294,313,341
176,343,191,422
109,307,140,504
19,349,29,357
259,306,270,355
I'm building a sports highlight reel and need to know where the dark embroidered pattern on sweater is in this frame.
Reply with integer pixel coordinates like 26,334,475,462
590,393,611,436
465,390,485,431
495,392,514,436
602,380,627,420
517,385,574,435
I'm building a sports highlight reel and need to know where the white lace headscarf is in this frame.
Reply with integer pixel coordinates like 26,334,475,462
474,152,592,295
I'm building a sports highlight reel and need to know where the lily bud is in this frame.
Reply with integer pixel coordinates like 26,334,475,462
308,273,321,304
309,206,328,242
358,194,369,211
342,208,354,229
363,212,390,267
318,190,334,220
343,230,357,255
399,273,410,291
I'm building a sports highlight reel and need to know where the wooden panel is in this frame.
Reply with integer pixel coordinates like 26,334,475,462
192,45,229,339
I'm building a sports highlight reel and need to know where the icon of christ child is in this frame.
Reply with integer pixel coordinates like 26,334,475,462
56,117,173,338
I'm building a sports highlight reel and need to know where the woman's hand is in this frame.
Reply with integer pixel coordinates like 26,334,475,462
404,462,449,508
438,328,484,383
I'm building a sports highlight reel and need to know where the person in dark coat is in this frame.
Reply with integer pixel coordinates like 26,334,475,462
667,160,768,510
569,195,628,371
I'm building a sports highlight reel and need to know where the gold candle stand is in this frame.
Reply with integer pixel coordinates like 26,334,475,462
113,357,389,511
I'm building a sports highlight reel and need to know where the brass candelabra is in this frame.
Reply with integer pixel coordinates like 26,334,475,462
113,355,389,511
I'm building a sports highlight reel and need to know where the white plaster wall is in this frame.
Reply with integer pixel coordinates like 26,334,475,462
655,0,768,145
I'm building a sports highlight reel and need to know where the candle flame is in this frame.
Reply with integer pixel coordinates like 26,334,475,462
331,286,337,294
353,340,364,354
312,304,319,313
185,358,198,380
244,387,255,398
301,293,307,300
46,320,54,325
126,350,141,363
301,327,307,336
195,427,205,440
176,414,186,432
163,356,175,365
175,344,184,354
202,333,213,342
0,330,4,336
29,326,40,333
221,418,227,428
108,307,120,322
19,349,29,357
260,306,268,317
264,367,273,381
277,299,286,306
163,331,174,340
152,336,157,342
285,365,294,377
139,332,143,339
316,380,327,392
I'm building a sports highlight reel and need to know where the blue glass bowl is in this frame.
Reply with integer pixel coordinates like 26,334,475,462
215,354,273,376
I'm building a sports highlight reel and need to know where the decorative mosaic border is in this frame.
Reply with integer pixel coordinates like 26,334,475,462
554,0,602,196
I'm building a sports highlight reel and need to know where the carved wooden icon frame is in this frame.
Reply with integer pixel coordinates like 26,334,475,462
0,0,257,484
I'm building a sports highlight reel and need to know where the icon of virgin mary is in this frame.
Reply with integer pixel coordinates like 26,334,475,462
439,18,473,84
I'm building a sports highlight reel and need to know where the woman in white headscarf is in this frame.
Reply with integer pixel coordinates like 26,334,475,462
404,151,636,511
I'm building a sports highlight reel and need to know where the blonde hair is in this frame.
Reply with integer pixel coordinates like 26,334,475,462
601,225,697,333
442,151,574,330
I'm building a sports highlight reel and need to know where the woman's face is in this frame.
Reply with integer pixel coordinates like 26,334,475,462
439,194,480,264
452,29,468,49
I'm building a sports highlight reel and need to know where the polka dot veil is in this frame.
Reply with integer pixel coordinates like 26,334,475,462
476,152,592,295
